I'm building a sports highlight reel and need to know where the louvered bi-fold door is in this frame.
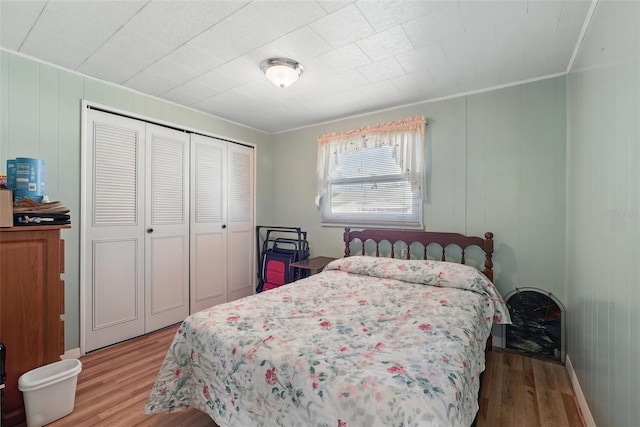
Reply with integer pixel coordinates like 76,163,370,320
190,135,255,312
84,111,190,352
190,134,228,312
144,124,190,332
84,110,146,352
227,143,255,302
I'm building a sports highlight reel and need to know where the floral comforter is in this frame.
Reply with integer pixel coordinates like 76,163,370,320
144,256,511,427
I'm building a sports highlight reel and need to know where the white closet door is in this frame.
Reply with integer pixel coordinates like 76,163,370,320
83,109,145,352
227,143,255,301
144,124,190,332
190,134,228,313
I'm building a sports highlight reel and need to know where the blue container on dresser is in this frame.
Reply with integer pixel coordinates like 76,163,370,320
12,158,46,202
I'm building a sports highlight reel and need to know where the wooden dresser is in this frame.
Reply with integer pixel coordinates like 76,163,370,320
0,225,68,426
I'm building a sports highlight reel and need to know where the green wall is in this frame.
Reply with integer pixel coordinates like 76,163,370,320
0,50,273,351
271,77,567,307
566,1,640,425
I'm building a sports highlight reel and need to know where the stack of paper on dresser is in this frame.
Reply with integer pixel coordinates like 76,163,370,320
13,197,70,225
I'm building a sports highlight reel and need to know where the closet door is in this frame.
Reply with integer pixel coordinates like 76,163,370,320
190,134,228,313
84,110,145,352
144,124,190,332
227,143,255,301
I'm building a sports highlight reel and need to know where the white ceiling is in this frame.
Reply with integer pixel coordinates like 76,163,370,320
0,0,592,134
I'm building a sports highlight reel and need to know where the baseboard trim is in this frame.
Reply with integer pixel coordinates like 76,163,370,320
61,347,82,360
566,354,597,427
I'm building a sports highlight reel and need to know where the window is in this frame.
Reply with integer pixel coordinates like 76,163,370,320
315,116,426,227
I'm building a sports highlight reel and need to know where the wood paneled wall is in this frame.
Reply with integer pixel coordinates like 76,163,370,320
566,1,640,425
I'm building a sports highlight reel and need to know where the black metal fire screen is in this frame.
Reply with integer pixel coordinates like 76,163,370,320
503,287,565,363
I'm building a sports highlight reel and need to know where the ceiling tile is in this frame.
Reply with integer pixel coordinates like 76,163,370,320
246,45,290,69
391,71,436,98
543,50,572,75
498,61,535,85
80,26,174,82
363,81,408,108
187,22,263,65
356,25,413,62
163,80,221,106
402,6,465,48
309,94,369,123
78,44,151,84
123,69,177,97
457,1,497,33
194,69,242,93
472,49,517,77
427,62,461,96
522,52,553,78
164,41,224,75
468,69,501,93
0,1,46,50
458,1,528,33
440,29,497,63
286,61,367,99
215,56,263,86
234,80,295,107
453,65,482,93
20,32,96,71
194,89,260,120
323,69,370,93
355,0,436,32
525,1,564,31
358,57,405,83
395,43,448,73
130,57,200,88
263,26,333,63
18,1,144,69
125,1,248,48
310,4,374,48
30,1,144,42
557,1,592,32
191,1,326,64
316,43,371,73
499,60,545,85
317,1,354,15
346,80,400,109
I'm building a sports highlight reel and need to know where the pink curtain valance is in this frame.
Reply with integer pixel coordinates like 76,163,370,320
317,115,426,146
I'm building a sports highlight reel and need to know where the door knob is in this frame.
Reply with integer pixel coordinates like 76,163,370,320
147,228,154,234
221,224,227,229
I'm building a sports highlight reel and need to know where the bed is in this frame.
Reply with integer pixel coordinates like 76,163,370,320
144,228,511,427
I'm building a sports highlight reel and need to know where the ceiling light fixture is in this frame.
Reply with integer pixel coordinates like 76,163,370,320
260,58,303,88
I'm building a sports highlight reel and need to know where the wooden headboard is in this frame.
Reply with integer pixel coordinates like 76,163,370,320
343,227,495,282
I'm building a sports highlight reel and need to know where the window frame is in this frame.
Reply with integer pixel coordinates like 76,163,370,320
315,116,427,229
321,174,423,228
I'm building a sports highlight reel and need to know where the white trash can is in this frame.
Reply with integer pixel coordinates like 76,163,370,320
18,359,82,427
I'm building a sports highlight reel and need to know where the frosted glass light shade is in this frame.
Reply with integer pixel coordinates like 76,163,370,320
260,58,303,88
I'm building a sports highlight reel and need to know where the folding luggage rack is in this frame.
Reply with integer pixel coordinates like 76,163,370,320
256,226,309,293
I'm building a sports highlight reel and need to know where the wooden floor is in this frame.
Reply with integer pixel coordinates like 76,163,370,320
476,349,585,427
33,325,583,427
41,326,214,427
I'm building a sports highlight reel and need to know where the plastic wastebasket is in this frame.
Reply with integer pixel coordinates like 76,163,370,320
18,359,82,427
